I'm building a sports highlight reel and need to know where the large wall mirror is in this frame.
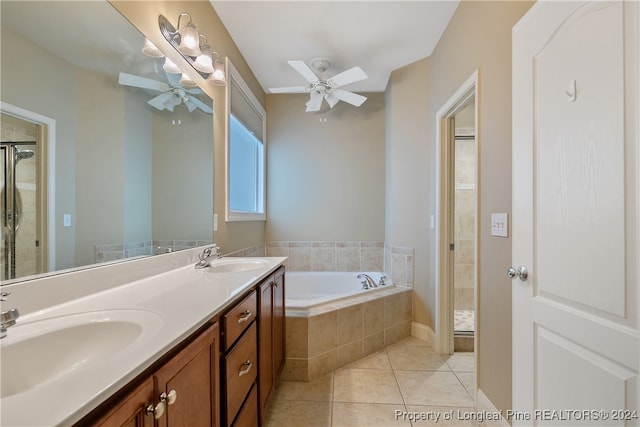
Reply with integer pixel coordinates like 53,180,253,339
0,1,214,283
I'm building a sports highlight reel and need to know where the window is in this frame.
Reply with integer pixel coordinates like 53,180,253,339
226,60,266,221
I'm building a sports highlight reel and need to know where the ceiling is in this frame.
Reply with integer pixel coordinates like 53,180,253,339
210,1,460,93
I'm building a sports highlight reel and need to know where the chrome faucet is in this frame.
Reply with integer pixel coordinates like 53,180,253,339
1,307,19,339
195,244,222,269
357,273,378,289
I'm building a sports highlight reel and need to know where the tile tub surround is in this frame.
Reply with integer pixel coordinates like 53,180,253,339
94,240,214,262
283,287,412,381
384,244,415,288
266,241,385,272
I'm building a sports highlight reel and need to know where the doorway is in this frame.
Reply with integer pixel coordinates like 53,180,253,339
452,102,476,352
435,70,478,359
1,113,45,280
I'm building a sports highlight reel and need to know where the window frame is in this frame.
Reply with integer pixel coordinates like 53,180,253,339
225,59,267,221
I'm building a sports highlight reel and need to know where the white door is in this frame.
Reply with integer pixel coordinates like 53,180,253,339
512,1,639,425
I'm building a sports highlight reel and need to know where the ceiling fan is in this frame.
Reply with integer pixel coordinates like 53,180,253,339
118,72,213,114
269,58,368,112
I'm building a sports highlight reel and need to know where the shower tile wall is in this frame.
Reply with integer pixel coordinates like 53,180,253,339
454,138,476,311
1,116,39,278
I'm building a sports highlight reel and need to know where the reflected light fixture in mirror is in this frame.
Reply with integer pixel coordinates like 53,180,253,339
158,14,227,86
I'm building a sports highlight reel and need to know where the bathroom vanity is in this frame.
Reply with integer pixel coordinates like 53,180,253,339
0,249,286,427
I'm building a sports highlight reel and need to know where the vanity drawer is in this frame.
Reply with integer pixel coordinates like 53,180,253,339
225,322,257,425
231,383,258,427
223,290,257,350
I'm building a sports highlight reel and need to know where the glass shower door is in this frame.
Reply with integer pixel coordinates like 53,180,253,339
1,142,38,280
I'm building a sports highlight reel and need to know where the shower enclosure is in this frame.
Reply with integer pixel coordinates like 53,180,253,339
1,141,38,280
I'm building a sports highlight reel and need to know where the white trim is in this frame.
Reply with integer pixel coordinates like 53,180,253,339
476,389,511,427
411,322,435,347
0,102,56,270
224,58,267,222
434,69,479,356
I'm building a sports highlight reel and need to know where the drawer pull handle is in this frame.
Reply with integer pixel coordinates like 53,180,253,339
239,360,252,377
146,401,165,419
237,310,252,323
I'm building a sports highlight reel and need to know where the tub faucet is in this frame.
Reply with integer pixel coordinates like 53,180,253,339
357,273,377,289
195,244,222,269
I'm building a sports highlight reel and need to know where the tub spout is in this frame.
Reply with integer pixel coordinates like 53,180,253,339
357,273,377,289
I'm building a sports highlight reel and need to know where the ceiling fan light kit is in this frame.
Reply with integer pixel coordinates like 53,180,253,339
269,59,368,112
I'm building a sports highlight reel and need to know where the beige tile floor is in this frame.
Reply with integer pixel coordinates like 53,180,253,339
264,336,483,427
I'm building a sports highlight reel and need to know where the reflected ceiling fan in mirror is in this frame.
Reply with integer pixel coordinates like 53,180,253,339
118,72,213,114
269,58,368,112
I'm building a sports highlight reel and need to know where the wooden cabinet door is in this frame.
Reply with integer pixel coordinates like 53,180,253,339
155,323,219,427
93,377,155,427
258,278,273,417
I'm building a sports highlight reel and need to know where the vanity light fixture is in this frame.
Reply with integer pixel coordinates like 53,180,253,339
193,37,214,74
207,54,227,86
142,38,164,58
158,14,227,86
162,57,181,74
179,72,198,88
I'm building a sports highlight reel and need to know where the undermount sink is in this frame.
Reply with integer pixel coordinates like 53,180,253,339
207,258,269,273
0,309,162,398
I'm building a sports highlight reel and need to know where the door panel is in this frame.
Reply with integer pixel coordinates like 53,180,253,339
534,1,626,317
512,1,639,422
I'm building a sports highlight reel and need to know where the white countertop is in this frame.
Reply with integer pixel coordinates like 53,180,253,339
0,255,286,427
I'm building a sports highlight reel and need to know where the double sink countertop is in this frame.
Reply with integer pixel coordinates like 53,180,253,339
0,253,286,427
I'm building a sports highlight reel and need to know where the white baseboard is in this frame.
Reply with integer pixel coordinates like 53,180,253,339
476,389,511,427
411,322,435,346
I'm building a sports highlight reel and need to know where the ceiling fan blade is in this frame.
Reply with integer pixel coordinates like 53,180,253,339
119,72,169,92
331,89,367,107
184,99,198,113
288,60,319,84
186,96,213,114
305,91,323,112
326,66,368,88
269,86,310,94
147,92,174,110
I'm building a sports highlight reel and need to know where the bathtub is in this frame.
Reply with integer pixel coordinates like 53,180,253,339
283,271,412,381
285,271,390,310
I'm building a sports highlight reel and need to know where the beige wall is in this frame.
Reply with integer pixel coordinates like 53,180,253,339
265,93,385,242
152,110,213,241
385,57,433,324
76,68,127,266
110,0,267,254
385,0,533,414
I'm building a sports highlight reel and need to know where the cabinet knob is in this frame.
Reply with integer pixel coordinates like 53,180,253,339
238,360,253,377
161,389,178,406
237,310,252,323
146,401,165,419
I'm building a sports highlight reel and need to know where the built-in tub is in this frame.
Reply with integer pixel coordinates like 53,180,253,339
283,271,412,381
286,271,390,310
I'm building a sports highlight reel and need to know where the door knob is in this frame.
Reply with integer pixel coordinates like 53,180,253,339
507,265,528,281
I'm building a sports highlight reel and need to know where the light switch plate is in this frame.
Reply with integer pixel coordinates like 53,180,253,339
491,213,509,237
63,214,71,228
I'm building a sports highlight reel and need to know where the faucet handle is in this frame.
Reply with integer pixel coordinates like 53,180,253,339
379,275,388,286
1,308,19,327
